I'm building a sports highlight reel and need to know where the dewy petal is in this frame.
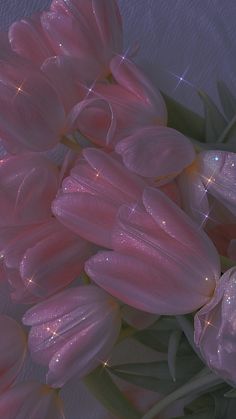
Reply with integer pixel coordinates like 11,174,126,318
20,229,91,299
9,14,54,66
85,251,211,314
83,148,146,200
0,316,26,393
194,268,236,386
41,0,122,79
142,187,220,276
115,126,195,178
66,97,117,148
198,151,236,216
0,153,59,226
177,166,210,226
92,0,123,54
0,55,65,153
23,286,121,386
0,381,65,419
41,56,90,113
52,193,116,248
110,56,167,124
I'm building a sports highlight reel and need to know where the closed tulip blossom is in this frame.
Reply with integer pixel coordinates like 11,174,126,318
0,381,65,419
41,0,123,80
86,187,220,314
0,47,65,154
0,316,26,393
178,150,236,226
69,56,167,148
0,219,91,303
115,125,195,182
23,285,121,387
194,267,236,386
52,148,146,248
0,153,59,226
9,13,55,66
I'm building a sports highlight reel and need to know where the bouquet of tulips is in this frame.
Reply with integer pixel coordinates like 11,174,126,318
1,0,236,418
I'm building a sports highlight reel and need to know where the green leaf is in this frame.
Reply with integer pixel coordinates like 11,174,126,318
224,388,236,398
161,92,205,141
134,329,170,352
217,81,236,121
198,90,227,142
134,328,192,356
154,316,181,331
175,411,214,419
109,356,203,394
84,366,141,419
185,394,214,414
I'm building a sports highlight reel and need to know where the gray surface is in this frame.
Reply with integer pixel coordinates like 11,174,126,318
1,1,236,417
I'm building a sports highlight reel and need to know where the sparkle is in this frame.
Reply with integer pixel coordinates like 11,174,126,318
214,157,219,161
12,79,29,102
80,78,99,100
232,163,235,167
161,220,166,225
168,66,194,92
204,319,217,329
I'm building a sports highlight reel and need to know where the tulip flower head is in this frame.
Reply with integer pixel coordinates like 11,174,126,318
0,219,91,303
178,150,236,226
195,268,236,386
23,285,121,387
86,187,220,314
52,148,146,248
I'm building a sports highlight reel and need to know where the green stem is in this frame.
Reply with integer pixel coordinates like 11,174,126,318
61,135,81,152
176,315,202,360
84,366,141,419
142,369,222,419
217,114,236,143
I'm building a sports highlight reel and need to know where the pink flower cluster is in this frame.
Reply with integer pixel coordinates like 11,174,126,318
0,0,236,416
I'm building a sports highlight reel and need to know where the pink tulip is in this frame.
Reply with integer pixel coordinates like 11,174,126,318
9,13,55,66
41,0,123,80
0,49,65,153
69,56,167,148
0,153,59,226
0,381,65,418
42,56,89,113
0,316,26,393
0,219,91,303
194,267,236,386
52,148,146,248
178,150,236,226
23,285,121,387
85,187,220,314
115,126,195,181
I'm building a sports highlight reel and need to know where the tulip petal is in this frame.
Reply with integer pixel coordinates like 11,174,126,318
0,316,26,392
110,56,167,124
199,151,236,216
9,15,53,65
52,193,116,247
85,251,211,314
115,126,195,178
142,187,220,276
20,230,91,298
177,167,210,226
